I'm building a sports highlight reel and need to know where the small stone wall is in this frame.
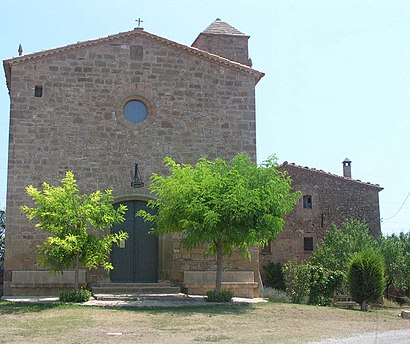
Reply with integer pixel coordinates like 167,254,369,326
8,270,86,296
184,271,258,298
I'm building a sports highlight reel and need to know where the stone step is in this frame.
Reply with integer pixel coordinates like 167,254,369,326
93,292,188,301
91,282,180,295
97,283,171,288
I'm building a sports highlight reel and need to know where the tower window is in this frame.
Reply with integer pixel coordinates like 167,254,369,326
304,237,314,252
34,85,43,97
303,195,312,209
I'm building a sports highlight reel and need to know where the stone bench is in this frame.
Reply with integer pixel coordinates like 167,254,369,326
9,270,86,296
332,294,358,309
183,271,258,298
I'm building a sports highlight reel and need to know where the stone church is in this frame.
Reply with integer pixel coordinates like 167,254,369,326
3,19,383,298
3,19,264,297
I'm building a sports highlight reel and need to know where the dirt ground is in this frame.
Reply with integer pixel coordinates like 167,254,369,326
0,302,409,344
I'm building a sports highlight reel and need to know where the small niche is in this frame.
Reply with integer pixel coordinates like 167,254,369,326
34,85,43,97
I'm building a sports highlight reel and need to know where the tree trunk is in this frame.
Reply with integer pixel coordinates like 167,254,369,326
361,301,368,311
74,253,80,291
215,240,223,295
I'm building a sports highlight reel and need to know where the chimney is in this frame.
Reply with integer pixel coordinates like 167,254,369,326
342,158,352,178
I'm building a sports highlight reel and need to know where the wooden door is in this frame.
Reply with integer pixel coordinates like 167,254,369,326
110,200,158,282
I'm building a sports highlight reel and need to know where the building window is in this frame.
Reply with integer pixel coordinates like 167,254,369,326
304,237,314,252
123,100,148,124
303,195,312,209
34,85,43,97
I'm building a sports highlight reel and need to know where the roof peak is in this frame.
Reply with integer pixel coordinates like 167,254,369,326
3,27,264,91
202,18,246,36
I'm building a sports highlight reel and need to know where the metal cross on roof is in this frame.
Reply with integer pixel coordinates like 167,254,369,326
135,18,143,27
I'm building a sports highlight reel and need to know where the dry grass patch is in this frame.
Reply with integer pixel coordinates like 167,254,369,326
0,302,408,344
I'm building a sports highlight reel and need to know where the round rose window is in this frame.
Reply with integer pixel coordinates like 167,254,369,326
123,100,148,124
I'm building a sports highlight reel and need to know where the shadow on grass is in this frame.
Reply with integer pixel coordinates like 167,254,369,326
0,302,78,315
0,300,257,316
115,302,256,316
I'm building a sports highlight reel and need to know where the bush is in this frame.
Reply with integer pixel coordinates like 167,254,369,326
308,266,344,306
60,288,92,303
260,287,290,303
347,248,386,311
310,220,376,273
206,289,234,302
283,259,311,304
262,262,286,291
283,260,343,306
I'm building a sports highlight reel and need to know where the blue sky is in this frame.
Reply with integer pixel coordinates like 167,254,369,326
1,0,409,235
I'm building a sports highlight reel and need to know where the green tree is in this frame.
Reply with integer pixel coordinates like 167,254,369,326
308,265,344,306
283,259,311,304
138,153,300,294
0,209,5,263
22,171,128,290
347,248,386,311
310,220,376,273
379,232,410,293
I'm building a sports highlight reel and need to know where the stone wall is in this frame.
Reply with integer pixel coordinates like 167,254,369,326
4,29,259,295
260,162,383,265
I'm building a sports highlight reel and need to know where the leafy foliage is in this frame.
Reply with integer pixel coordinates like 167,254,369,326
283,259,311,304
138,153,300,293
0,209,5,263
262,262,285,291
206,289,234,302
308,265,344,306
347,248,386,311
283,260,344,306
59,288,92,303
310,220,377,273
378,232,410,293
22,171,128,289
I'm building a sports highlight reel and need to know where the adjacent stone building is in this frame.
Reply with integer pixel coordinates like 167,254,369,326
260,159,383,265
3,19,264,297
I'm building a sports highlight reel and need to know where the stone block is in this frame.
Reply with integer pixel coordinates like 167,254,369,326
12,270,86,284
183,270,258,298
401,310,410,319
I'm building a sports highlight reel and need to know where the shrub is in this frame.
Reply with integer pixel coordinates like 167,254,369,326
206,289,234,302
308,265,344,306
262,262,286,291
347,248,386,311
260,287,290,303
283,259,311,304
60,288,92,303
310,220,376,273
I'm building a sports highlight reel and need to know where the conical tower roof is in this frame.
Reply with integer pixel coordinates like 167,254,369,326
202,18,246,36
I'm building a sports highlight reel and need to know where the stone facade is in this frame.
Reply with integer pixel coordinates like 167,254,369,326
3,20,264,296
260,161,383,265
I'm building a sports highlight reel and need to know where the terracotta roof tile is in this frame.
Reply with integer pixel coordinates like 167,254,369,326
202,18,247,36
280,161,383,191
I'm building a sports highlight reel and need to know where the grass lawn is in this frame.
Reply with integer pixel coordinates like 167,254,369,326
0,301,408,343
